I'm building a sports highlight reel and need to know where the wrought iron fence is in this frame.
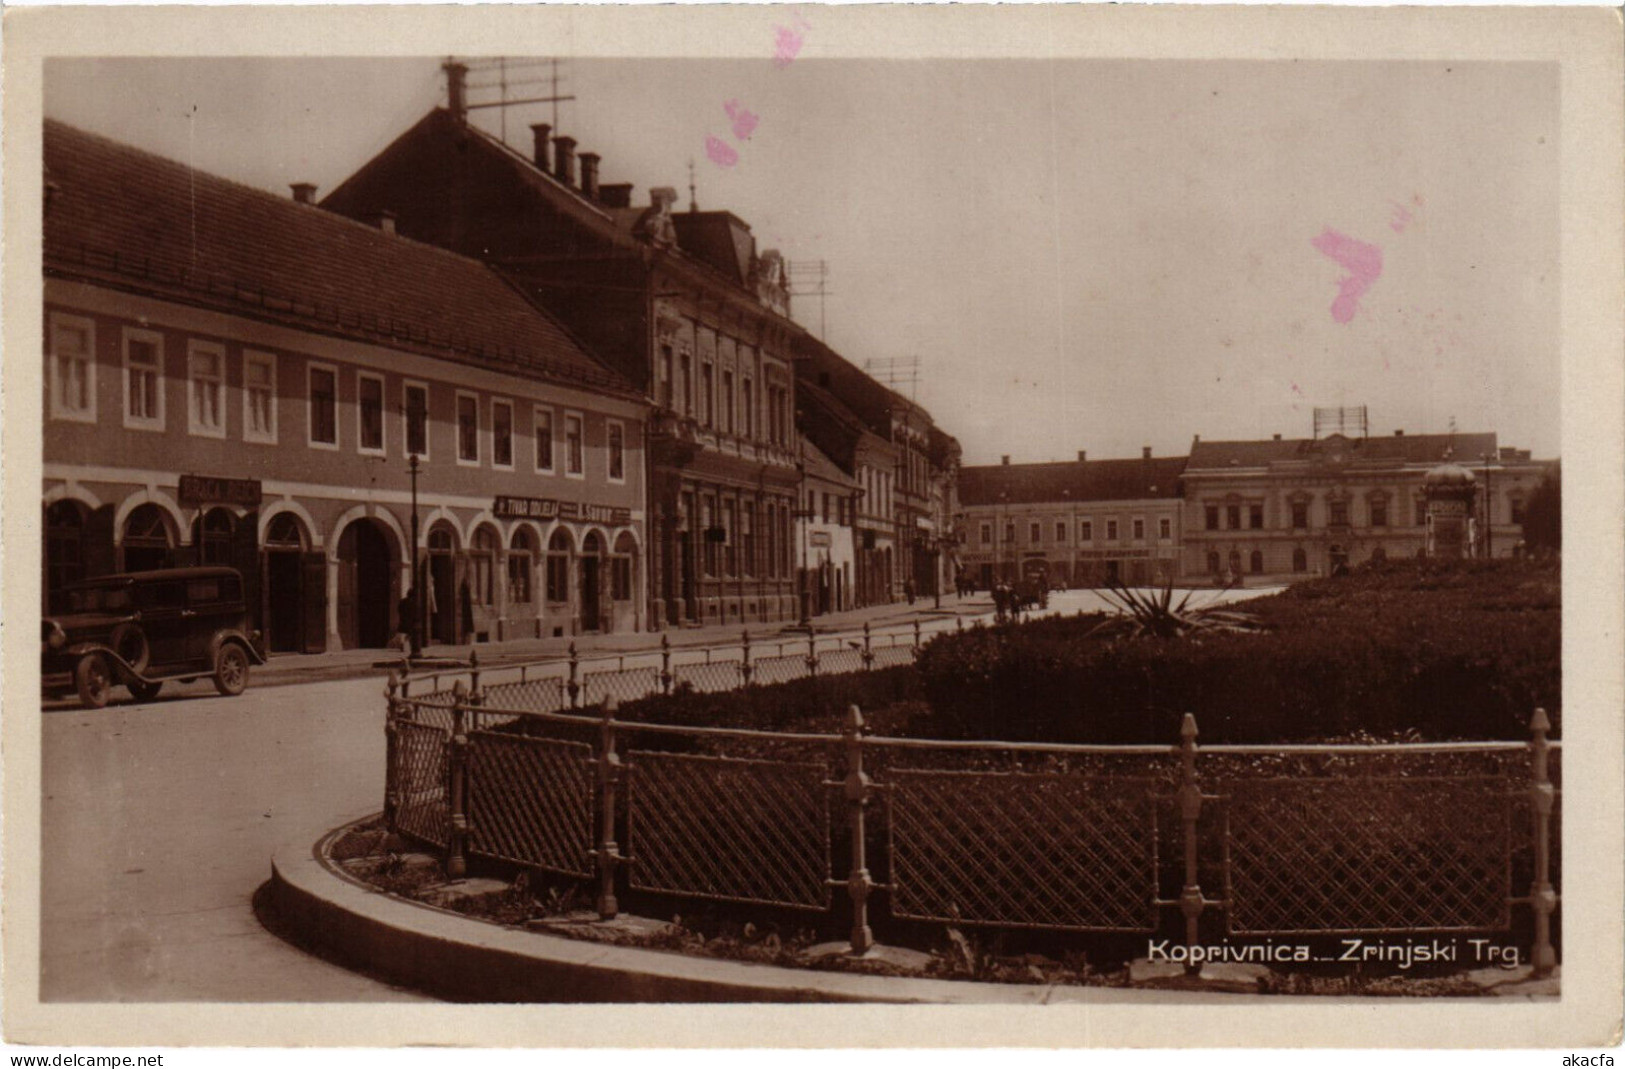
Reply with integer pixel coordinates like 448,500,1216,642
384,664,1562,975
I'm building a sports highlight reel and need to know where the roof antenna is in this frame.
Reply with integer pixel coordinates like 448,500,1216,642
687,158,698,213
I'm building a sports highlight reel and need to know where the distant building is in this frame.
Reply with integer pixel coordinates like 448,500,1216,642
958,449,1187,588
1180,428,1551,578
42,119,648,651
795,436,862,616
795,379,900,609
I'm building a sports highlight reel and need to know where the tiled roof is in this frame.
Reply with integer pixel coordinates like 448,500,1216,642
1185,432,1498,470
959,456,1188,506
43,118,634,396
801,436,860,488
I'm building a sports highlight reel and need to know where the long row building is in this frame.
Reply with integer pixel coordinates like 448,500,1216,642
40,76,961,653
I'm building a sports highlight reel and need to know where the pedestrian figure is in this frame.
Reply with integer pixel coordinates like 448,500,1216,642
904,578,916,605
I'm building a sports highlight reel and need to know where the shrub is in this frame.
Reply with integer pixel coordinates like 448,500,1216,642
913,559,1559,744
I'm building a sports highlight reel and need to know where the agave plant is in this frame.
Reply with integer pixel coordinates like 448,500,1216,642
1087,575,1261,641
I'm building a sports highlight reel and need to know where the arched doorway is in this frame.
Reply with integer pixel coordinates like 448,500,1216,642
337,518,396,649
546,528,573,636
580,531,604,633
45,500,87,605
192,507,236,566
122,504,173,572
612,531,638,610
263,512,312,653
427,522,459,646
508,527,537,636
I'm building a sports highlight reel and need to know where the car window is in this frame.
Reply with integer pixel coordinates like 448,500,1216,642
134,582,186,611
57,583,134,614
186,578,221,605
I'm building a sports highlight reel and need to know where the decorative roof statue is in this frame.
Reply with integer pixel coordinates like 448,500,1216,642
635,187,679,248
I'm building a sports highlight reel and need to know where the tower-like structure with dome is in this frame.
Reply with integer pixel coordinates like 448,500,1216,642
1423,458,1478,559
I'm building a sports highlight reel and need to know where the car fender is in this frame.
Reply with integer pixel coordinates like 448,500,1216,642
61,643,149,681
207,630,267,666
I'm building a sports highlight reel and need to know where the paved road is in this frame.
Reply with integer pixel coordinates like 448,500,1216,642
40,674,428,1001
37,585,1277,1002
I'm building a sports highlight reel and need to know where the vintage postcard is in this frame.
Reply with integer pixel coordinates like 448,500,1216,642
3,2,1621,1053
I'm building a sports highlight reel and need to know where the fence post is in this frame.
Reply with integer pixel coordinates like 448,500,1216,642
566,641,580,709
843,704,874,955
467,649,482,730
861,621,874,671
660,633,672,695
1177,712,1204,976
806,629,819,680
446,680,471,880
957,616,964,633
595,697,623,919
913,619,922,649
383,669,403,828
1529,707,1558,977
741,629,753,687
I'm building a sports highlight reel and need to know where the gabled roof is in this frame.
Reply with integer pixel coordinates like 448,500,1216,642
960,456,1188,506
43,119,634,396
800,436,860,489
1185,432,1498,471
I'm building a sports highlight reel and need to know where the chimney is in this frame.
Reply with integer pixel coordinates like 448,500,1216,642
1001,455,1011,466
1193,434,1200,443
530,124,552,171
552,136,576,187
1076,450,1086,462
1272,433,1282,441
599,183,634,209
290,182,317,205
443,60,469,124
1395,429,1405,436
578,153,600,201
1142,446,1152,459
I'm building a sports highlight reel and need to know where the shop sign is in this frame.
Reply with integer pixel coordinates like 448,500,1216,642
1076,548,1152,559
178,474,262,507
493,495,632,526
810,531,833,548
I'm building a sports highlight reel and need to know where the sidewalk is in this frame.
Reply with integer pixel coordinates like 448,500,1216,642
255,592,999,689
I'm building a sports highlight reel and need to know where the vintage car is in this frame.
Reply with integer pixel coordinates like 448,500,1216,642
42,567,266,708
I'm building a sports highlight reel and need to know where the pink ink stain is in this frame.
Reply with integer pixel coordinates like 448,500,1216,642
773,16,810,67
1389,202,1414,233
724,100,759,141
1310,227,1383,324
705,135,738,168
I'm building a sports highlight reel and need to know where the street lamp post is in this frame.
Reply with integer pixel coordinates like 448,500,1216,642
1481,451,1494,559
408,453,423,659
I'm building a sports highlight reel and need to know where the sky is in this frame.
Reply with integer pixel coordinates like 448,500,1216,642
45,55,1560,465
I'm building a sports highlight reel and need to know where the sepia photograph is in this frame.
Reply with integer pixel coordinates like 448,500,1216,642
3,2,1621,1054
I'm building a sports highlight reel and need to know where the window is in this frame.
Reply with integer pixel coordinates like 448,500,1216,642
724,500,738,574
307,363,337,447
404,382,429,459
187,341,226,437
722,370,735,434
358,372,384,453
1132,518,1146,540
546,529,571,601
1250,550,1264,574
492,400,514,469
701,363,714,426
741,378,754,438
980,522,992,546
1055,521,1067,543
1415,498,1428,526
456,392,479,464
1080,520,1093,542
1329,499,1349,526
1511,497,1527,525
1292,501,1309,529
564,412,584,477
1159,517,1172,540
1370,499,1388,527
1229,550,1243,575
1207,551,1221,575
1106,519,1119,541
508,528,535,604
472,527,498,606
1292,547,1308,573
192,508,235,566
702,497,719,577
824,494,834,524
45,501,87,598
124,328,164,430
534,406,554,472
244,352,277,443
1004,522,1015,544
1249,504,1264,530
1226,504,1241,531
607,420,626,482
50,314,96,423
743,503,757,576
679,353,693,416
1029,521,1041,544
659,345,674,408
1205,506,1219,531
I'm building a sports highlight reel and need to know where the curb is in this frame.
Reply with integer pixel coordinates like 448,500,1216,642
265,819,1239,1004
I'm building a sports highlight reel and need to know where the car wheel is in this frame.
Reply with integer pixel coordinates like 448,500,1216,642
108,622,151,674
75,654,113,709
127,678,163,703
213,643,250,697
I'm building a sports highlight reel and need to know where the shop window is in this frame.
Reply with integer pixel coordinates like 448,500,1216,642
122,504,173,572
192,507,235,566
1292,547,1308,573
124,329,165,430
607,421,625,482
307,364,337,447
244,352,277,444
358,373,384,453
612,532,637,600
546,529,571,602
50,314,96,423
492,400,514,469
45,500,87,599
404,382,429,459
188,342,226,438
266,512,307,550
472,526,498,606
456,392,479,464
565,413,584,477
508,528,535,604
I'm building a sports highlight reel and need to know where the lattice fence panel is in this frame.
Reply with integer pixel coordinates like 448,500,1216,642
1223,777,1512,934
393,720,450,847
582,667,661,707
869,645,917,669
747,654,809,686
671,661,746,694
483,677,569,714
402,697,456,733
816,648,866,676
887,771,1159,931
627,751,831,909
465,731,594,877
